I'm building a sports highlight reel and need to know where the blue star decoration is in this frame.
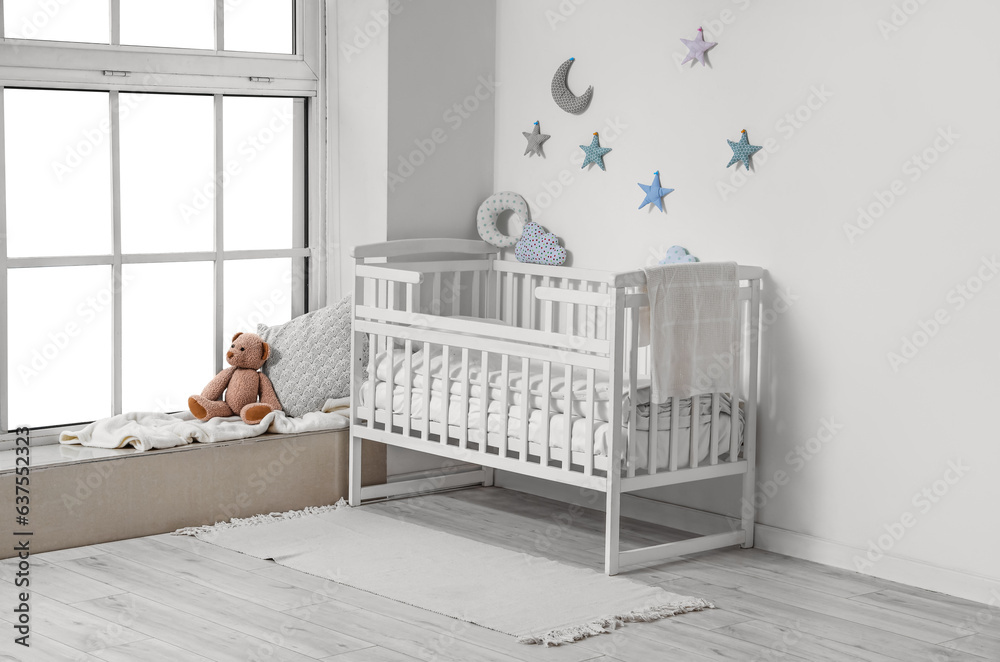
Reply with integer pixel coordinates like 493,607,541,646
580,132,612,171
638,171,674,212
727,129,762,170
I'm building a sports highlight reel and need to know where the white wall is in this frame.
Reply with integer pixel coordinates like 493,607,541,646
334,0,391,297
335,0,497,476
493,0,1000,601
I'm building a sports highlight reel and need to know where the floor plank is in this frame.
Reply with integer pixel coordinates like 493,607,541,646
0,632,107,661
716,619,903,662
322,646,422,662
149,532,276,571
660,557,973,644
59,553,373,659
665,578,989,662
0,591,147,652
852,588,1000,640
0,556,124,605
941,633,1000,659
94,536,329,611
76,593,320,662
633,618,813,661
92,638,215,662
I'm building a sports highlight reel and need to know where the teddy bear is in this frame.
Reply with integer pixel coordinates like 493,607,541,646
188,332,282,425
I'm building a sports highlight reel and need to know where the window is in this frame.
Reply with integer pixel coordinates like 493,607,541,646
0,0,325,443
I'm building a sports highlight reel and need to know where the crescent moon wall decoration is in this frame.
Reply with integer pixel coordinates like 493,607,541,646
551,57,593,115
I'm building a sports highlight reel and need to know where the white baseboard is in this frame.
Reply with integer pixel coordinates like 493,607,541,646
494,471,1000,607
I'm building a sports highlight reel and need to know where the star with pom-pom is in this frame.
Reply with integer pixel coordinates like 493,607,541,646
638,171,674,212
580,132,612,171
680,27,717,67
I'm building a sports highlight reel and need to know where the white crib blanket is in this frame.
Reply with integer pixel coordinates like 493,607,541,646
359,354,744,471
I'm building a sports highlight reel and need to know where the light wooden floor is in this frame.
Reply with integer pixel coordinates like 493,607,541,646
1,486,997,662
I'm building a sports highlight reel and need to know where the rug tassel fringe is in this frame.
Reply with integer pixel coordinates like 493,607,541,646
172,498,350,537
517,598,716,646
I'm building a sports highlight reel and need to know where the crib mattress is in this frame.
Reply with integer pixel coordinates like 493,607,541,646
357,380,743,472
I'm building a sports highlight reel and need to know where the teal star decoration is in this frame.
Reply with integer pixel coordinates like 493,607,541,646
580,132,612,171
638,171,674,212
727,129,762,170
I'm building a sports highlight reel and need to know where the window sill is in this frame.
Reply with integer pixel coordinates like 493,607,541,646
0,429,346,475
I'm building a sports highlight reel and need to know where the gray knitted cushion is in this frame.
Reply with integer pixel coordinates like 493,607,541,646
257,295,364,417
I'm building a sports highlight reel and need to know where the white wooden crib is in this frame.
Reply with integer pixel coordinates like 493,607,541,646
348,239,763,575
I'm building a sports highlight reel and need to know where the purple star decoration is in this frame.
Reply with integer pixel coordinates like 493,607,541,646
680,27,717,67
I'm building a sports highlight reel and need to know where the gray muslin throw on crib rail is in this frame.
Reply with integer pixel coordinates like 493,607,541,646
641,262,739,400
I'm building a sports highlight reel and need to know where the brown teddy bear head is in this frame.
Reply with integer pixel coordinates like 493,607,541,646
226,332,270,370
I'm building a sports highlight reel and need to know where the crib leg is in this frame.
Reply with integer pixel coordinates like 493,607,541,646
481,466,495,487
740,466,756,548
348,435,363,507
604,479,621,575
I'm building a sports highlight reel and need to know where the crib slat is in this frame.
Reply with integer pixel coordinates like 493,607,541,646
597,283,608,340
441,345,451,444
505,272,514,324
562,364,573,471
459,348,470,449
669,395,680,472
540,361,551,466
524,274,534,330
402,285,415,437
452,271,461,315
422,341,432,440
519,357,530,461
648,401,658,475
584,368,595,476
729,301,744,463
366,332,378,430
499,354,510,458
689,394,699,469
627,306,639,478
710,393,720,464
377,280,388,353
541,276,553,332
432,272,442,315
471,271,481,317
586,282,596,340
479,350,490,452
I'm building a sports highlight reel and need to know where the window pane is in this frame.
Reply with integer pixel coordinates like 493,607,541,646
223,97,294,251
223,258,294,342
7,267,113,428
120,94,214,253
3,0,109,43
4,89,111,257
122,262,214,413
224,0,293,54
120,0,214,50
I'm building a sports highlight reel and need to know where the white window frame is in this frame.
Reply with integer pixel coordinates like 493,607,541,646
0,0,329,447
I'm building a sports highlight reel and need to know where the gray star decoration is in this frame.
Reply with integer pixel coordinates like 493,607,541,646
522,121,550,157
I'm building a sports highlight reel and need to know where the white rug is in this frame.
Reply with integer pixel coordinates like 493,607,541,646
176,502,713,646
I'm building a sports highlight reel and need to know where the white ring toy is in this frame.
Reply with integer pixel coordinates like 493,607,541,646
476,191,529,248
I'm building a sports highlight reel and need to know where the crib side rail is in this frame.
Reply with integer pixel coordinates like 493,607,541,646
612,274,763,487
